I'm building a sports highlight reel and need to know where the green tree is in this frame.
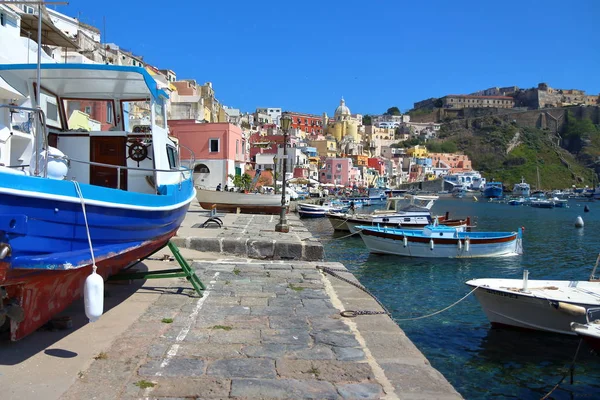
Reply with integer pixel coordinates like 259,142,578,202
426,142,442,153
562,112,597,154
384,107,401,116
363,115,372,126
441,141,458,153
433,98,443,108
228,173,253,191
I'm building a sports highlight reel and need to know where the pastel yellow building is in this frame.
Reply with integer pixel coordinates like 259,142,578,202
310,138,337,158
407,145,428,158
325,98,359,142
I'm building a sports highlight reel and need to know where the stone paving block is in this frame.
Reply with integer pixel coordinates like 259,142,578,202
207,305,251,316
276,359,375,383
297,289,330,299
308,316,348,332
176,343,243,359
312,331,361,348
269,316,308,329
221,237,249,256
181,329,211,343
296,304,337,317
189,237,222,254
209,328,261,344
336,383,384,399
263,263,294,270
120,321,168,338
230,378,338,399
333,347,366,361
249,306,297,317
247,240,275,259
302,298,333,308
147,377,231,398
260,328,312,345
241,343,307,359
138,358,205,377
223,315,270,329
207,358,276,379
240,296,269,307
267,297,304,307
286,344,336,360
229,290,276,298
205,296,241,306
147,343,171,358
194,314,228,329
303,243,325,261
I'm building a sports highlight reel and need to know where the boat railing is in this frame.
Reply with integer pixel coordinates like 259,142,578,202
0,104,49,178
49,155,193,190
178,143,196,171
589,253,600,282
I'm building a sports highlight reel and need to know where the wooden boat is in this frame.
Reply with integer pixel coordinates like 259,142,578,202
0,64,195,340
196,187,288,214
358,223,522,258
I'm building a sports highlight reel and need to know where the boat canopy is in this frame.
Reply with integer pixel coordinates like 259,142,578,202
0,64,169,101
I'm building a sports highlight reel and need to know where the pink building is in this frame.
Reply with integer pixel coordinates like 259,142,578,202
428,152,472,173
368,157,386,175
320,158,353,186
169,120,246,189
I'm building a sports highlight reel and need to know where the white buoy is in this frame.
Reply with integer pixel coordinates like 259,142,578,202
403,236,408,247
465,238,470,252
84,269,104,322
575,216,584,228
430,239,434,250
458,240,462,250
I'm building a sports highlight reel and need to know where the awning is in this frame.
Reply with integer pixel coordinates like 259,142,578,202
0,76,25,100
20,13,78,49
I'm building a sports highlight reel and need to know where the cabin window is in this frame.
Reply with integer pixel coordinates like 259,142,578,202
41,91,61,129
63,99,116,131
166,145,178,169
209,138,219,153
122,100,151,133
1,13,5,26
154,101,166,128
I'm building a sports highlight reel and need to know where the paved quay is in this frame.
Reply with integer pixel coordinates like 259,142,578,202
3,205,462,400
172,203,324,261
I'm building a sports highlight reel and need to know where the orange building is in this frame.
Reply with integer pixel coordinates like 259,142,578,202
282,111,323,135
429,152,472,173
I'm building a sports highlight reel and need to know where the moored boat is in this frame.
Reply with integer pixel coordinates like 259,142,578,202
357,223,522,258
297,201,348,218
0,64,195,340
512,177,531,198
483,181,503,199
196,187,288,214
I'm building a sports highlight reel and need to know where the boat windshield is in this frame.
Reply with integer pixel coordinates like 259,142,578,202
63,99,117,131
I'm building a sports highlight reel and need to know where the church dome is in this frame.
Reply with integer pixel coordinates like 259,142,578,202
334,97,351,116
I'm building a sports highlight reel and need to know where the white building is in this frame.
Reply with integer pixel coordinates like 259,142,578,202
257,107,281,126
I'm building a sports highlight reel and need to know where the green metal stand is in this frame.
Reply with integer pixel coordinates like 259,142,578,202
108,241,205,297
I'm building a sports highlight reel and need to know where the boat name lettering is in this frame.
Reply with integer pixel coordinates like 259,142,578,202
485,289,518,299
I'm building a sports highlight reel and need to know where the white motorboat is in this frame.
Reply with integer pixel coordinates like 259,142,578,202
467,266,600,335
358,223,521,258
297,200,348,218
326,195,440,232
196,187,288,214
512,177,531,198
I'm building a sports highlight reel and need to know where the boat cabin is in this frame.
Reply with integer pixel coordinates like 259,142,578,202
0,64,185,194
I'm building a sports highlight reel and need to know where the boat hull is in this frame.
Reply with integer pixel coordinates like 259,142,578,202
466,279,600,335
571,322,600,350
0,173,195,340
196,188,285,214
359,228,520,258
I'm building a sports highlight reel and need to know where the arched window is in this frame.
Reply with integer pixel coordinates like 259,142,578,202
194,164,210,173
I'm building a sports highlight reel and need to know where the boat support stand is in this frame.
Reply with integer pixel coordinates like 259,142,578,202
108,241,205,297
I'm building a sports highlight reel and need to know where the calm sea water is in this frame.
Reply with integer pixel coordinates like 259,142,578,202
302,197,600,400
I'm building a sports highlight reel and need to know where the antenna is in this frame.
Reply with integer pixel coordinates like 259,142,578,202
103,15,107,64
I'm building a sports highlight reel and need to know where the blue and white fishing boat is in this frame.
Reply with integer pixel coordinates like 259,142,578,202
357,222,523,258
482,181,503,198
297,200,348,218
0,64,195,340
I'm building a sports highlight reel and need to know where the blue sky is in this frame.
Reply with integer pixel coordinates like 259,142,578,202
57,0,599,116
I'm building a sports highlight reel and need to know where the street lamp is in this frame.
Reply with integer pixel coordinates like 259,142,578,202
275,115,291,233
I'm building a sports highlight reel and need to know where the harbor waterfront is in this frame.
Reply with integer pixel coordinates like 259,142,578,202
301,197,600,399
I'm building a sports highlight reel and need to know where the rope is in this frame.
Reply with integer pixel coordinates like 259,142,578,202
317,265,390,317
540,339,583,400
73,181,97,272
318,264,480,321
394,285,480,322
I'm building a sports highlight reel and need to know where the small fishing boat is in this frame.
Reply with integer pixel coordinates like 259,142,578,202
196,187,288,214
530,198,555,208
357,222,522,258
551,197,569,208
571,308,600,351
0,64,195,340
297,201,348,218
507,197,526,206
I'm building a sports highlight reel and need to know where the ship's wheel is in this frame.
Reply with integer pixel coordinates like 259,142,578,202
127,139,152,167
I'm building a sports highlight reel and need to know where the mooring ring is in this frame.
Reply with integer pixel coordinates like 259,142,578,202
340,310,357,318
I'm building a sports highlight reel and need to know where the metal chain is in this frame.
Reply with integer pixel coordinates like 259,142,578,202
317,265,391,317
